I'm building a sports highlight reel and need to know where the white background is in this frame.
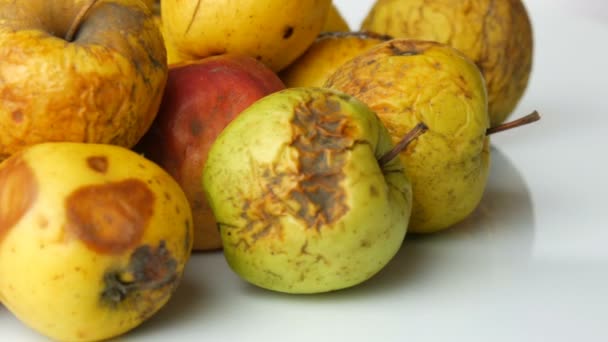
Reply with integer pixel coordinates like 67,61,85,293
1,0,608,341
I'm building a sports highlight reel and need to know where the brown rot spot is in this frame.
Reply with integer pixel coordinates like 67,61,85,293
369,185,379,197
11,110,23,123
235,94,352,244
100,241,179,314
65,179,155,254
283,26,294,39
86,155,109,174
0,156,38,242
387,40,432,57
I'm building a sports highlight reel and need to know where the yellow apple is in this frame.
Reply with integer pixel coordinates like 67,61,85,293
0,142,193,341
323,4,350,32
161,0,332,71
0,0,167,161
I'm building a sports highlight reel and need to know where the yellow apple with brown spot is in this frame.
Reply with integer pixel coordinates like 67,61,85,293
203,87,414,293
161,0,332,71
0,142,193,341
0,0,167,161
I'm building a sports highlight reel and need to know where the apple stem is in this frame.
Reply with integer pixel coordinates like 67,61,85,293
378,122,428,167
65,0,99,42
486,111,541,135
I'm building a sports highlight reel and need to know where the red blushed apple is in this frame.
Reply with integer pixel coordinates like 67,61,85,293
135,54,285,251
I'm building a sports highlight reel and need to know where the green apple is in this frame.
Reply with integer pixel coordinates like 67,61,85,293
202,87,413,294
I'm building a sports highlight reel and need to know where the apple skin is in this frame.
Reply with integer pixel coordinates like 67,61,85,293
0,142,193,342
0,0,167,161
135,54,285,251
161,0,332,71
202,87,412,293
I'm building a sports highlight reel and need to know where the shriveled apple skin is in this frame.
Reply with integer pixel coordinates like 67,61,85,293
161,0,331,71
279,31,391,88
0,0,167,161
0,143,192,342
203,88,412,294
136,55,285,251
361,0,533,126
326,40,490,234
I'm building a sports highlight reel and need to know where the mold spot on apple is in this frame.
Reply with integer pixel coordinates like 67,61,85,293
289,96,351,230
100,241,179,314
65,179,155,254
0,155,39,242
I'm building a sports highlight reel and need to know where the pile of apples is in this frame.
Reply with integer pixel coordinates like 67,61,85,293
0,0,538,340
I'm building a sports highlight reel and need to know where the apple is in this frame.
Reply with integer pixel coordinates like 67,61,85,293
0,0,167,161
135,54,285,251
161,0,332,71
202,87,414,293
0,142,193,341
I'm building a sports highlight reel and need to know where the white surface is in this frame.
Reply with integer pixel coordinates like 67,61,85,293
2,0,608,341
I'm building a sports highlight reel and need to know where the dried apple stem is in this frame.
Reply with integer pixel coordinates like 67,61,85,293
65,0,99,42
486,111,541,135
378,122,428,167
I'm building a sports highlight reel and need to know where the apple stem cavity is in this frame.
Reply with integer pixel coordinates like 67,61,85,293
65,0,100,42
486,111,541,135
378,122,428,167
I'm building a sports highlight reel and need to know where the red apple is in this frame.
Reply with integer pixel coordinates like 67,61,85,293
135,54,285,251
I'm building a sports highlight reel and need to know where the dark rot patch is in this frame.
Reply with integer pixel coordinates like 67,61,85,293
288,97,351,228
283,26,294,39
232,94,352,245
65,179,155,254
386,40,433,56
86,155,109,173
100,241,179,314
0,156,38,242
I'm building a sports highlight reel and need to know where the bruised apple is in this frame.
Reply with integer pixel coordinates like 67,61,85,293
0,0,167,161
136,54,285,251
203,88,413,293
0,142,193,341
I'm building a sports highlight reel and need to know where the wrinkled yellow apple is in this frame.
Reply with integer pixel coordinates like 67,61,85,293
0,143,193,341
161,0,331,71
0,0,168,161
361,0,533,126
326,39,490,233
280,31,391,88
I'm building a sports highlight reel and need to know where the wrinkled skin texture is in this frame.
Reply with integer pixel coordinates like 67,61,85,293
325,40,490,233
0,143,192,342
161,0,331,71
279,31,391,88
203,88,411,293
136,55,285,251
361,0,533,126
322,4,350,32
0,0,167,161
